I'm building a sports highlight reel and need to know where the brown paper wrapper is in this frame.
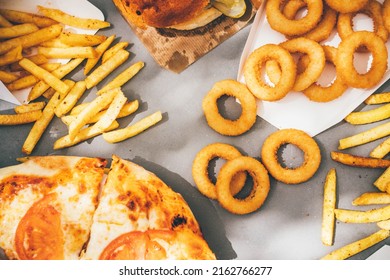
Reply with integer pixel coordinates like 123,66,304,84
113,1,261,73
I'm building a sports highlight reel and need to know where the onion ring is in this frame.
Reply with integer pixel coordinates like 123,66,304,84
283,1,337,42
324,0,369,13
302,46,348,102
280,37,326,91
384,0,390,33
216,156,270,215
336,31,388,89
266,0,323,36
261,129,321,184
192,142,247,200
202,79,257,136
243,44,296,101
337,0,388,45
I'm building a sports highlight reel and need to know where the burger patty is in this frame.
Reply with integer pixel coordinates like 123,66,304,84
131,0,210,27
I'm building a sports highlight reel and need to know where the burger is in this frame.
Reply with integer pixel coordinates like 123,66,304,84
113,0,247,30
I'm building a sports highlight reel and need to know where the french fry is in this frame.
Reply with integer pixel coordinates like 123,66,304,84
0,24,63,55
20,62,61,74
7,74,40,91
37,46,97,59
101,41,129,63
19,58,70,95
59,32,107,47
321,229,390,260
322,168,337,246
370,138,390,159
14,101,46,114
69,102,93,116
0,14,12,27
22,80,75,155
37,6,110,30
62,100,139,125
28,58,84,101
68,87,120,140
334,205,390,223
345,103,390,125
0,110,42,125
374,167,390,193
377,220,390,230
103,111,163,143
0,45,22,67
365,92,390,104
0,8,57,28
0,70,18,83
85,49,130,89
0,23,39,39
15,156,36,163
7,63,61,91
53,121,119,150
96,61,144,95
93,90,127,132
9,54,48,71
330,151,390,168
338,121,390,149
352,192,390,206
42,87,57,99
84,35,115,75
39,38,70,48
54,80,87,117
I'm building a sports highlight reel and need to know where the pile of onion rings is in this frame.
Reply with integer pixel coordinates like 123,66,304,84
192,143,270,215
241,0,390,103
192,129,322,213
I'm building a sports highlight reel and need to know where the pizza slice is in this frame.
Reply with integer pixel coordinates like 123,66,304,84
0,156,107,260
82,155,215,260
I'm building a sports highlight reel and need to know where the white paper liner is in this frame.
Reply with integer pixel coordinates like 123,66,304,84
0,0,105,105
238,0,390,136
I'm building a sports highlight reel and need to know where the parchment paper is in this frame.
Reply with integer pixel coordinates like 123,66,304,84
113,0,261,73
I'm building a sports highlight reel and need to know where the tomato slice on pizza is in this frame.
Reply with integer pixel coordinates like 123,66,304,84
99,229,216,260
15,193,64,260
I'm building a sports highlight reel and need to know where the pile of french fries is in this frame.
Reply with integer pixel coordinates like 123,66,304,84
320,91,390,260
0,6,162,155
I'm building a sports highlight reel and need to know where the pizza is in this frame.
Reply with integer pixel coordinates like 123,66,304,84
0,155,215,260
82,155,215,260
0,156,107,260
